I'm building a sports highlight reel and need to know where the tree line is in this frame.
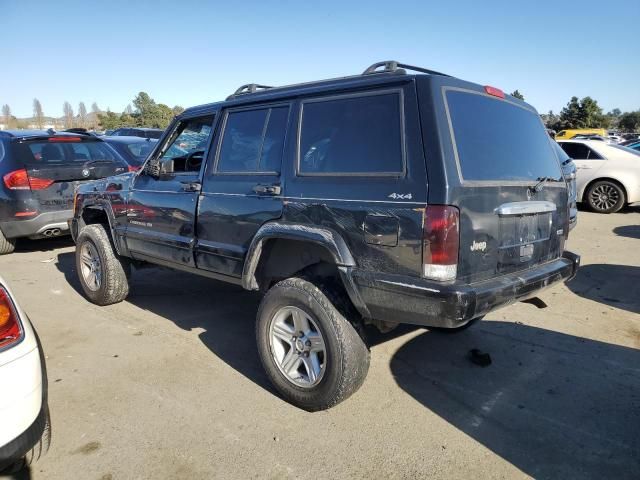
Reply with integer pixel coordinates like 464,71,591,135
1,92,184,131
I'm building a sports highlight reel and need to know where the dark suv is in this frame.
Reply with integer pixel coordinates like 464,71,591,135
0,130,129,253
70,61,580,411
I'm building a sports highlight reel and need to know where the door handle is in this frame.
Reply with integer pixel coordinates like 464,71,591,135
181,181,201,192
253,184,281,195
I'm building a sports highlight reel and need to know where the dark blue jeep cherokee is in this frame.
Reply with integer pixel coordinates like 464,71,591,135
70,61,580,410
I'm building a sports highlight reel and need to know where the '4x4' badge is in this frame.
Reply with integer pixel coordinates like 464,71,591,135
388,193,412,200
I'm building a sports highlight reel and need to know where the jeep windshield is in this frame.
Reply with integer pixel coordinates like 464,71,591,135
446,90,562,182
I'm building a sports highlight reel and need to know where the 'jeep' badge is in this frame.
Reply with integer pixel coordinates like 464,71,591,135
470,240,487,252
81,168,90,178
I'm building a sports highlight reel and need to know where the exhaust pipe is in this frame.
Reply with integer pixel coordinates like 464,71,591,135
41,228,61,237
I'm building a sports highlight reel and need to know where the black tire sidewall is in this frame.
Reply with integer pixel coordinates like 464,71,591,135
76,229,108,303
587,181,625,213
256,280,347,410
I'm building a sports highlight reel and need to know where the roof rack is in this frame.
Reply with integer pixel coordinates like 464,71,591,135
226,83,273,101
362,60,450,77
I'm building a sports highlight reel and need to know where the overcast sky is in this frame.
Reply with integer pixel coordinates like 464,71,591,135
2,0,638,118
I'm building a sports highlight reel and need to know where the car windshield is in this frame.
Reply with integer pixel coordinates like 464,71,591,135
446,91,562,181
610,144,640,157
125,141,155,163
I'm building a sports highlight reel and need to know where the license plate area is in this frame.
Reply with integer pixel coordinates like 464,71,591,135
498,213,552,266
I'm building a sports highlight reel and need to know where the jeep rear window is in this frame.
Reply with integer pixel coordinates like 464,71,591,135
446,90,562,182
298,92,404,175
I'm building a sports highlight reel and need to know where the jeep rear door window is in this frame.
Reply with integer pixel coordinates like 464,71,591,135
298,91,404,175
217,106,289,173
446,90,562,181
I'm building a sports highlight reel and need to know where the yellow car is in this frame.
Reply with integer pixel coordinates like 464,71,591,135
555,128,607,140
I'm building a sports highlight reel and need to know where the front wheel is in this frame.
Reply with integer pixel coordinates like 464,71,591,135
76,224,130,305
256,277,370,411
586,180,625,213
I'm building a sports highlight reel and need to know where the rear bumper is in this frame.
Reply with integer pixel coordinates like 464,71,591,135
0,210,72,239
351,251,580,328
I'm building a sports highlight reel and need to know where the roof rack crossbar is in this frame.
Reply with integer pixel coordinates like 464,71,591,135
227,83,274,100
362,60,450,77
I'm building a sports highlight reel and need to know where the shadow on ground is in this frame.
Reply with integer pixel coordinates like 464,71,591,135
567,264,640,314
391,321,640,479
613,224,640,239
14,236,74,254
0,466,31,480
56,251,274,392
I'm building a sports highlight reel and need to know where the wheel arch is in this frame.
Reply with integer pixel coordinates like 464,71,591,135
242,222,370,319
79,202,123,254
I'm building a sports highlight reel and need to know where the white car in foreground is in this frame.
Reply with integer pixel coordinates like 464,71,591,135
558,140,640,213
0,277,50,473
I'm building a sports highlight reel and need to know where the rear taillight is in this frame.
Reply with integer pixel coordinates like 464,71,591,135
0,286,22,350
127,165,140,172
3,169,54,190
423,205,459,281
484,85,505,99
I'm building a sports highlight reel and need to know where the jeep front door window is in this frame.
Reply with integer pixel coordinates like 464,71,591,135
156,116,215,174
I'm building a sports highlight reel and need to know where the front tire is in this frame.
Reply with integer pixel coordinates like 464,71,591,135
0,229,16,255
256,277,370,411
586,180,625,213
76,224,130,305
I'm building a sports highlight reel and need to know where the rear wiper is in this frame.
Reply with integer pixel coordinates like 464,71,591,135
529,176,559,194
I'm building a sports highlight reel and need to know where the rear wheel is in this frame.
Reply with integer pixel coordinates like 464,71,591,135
76,224,130,305
586,180,625,213
256,277,369,411
0,229,16,255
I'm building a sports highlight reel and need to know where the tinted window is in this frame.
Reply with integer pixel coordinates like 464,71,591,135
299,92,403,175
146,130,162,139
559,142,603,160
447,91,562,181
15,140,118,164
560,142,590,159
217,106,289,173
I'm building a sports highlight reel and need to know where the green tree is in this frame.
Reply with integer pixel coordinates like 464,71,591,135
2,104,12,128
172,105,184,116
97,110,122,130
78,102,88,128
618,111,640,132
91,102,101,129
558,96,606,129
63,101,74,128
510,90,525,100
33,98,44,129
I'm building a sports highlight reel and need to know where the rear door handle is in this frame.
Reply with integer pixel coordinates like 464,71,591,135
253,184,281,195
181,181,201,192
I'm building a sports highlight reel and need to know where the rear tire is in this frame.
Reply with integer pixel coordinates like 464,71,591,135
0,229,16,255
76,224,130,305
256,277,370,411
586,180,625,213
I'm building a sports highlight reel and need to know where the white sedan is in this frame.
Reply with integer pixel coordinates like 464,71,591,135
558,140,640,213
0,276,50,473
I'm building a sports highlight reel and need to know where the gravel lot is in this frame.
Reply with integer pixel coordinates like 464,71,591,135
1,207,639,480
